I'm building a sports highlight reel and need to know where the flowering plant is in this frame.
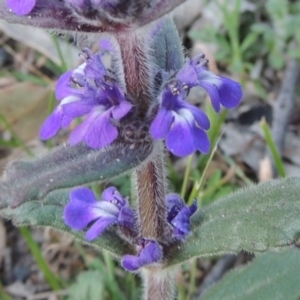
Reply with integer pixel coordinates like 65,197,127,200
1,1,300,299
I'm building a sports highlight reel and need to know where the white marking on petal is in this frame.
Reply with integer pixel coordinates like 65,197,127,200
177,108,195,124
93,201,119,218
74,63,86,75
61,95,81,105
198,71,222,86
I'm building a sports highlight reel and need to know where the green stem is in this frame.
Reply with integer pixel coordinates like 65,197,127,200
181,155,193,199
261,118,286,177
51,36,68,72
103,250,115,282
188,140,218,205
187,259,197,300
19,227,62,290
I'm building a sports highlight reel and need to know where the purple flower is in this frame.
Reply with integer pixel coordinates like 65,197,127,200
40,40,133,149
6,0,36,16
64,186,135,241
150,84,210,157
177,54,243,112
121,240,162,272
150,53,242,157
166,193,197,240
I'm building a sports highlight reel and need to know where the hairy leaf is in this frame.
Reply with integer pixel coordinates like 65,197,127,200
201,248,300,300
0,141,152,208
166,177,300,266
0,189,132,257
152,17,184,74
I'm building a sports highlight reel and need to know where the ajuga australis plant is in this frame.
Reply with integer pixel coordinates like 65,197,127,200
1,1,300,300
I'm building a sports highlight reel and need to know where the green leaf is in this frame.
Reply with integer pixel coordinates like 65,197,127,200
0,189,132,257
0,141,152,209
68,271,104,300
240,31,260,54
152,17,184,73
166,177,300,266
201,248,300,300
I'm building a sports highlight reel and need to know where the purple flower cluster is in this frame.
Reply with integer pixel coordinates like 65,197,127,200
64,186,135,241
40,40,133,149
151,54,242,157
64,186,196,271
40,42,241,155
121,239,162,272
166,194,197,240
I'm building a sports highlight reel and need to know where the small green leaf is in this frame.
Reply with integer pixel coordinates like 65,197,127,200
166,177,300,266
0,141,152,208
0,189,132,257
68,271,104,300
152,17,184,74
201,248,300,300
240,31,260,54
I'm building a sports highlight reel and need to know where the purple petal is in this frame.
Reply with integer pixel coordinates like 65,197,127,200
189,200,198,215
161,88,179,110
64,188,99,230
62,100,94,119
166,116,194,157
181,102,210,130
69,109,118,149
6,0,36,15
121,254,143,272
165,193,184,211
166,195,198,239
68,115,93,146
199,82,221,112
121,241,162,272
166,193,185,223
150,108,173,139
99,39,113,51
139,241,162,266
171,206,192,234
118,206,135,228
101,186,118,201
55,70,73,100
101,186,127,207
192,126,210,154
111,100,132,120
104,84,126,105
70,187,97,204
83,49,107,80
218,77,243,109
176,63,198,86
40,107,63,140
86,217,117,241
84,111,118,149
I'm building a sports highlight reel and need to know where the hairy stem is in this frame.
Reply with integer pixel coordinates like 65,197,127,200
135,143,168,240
116,29,153,118
116,27,169,240
142,268,176,300
116,20,176,300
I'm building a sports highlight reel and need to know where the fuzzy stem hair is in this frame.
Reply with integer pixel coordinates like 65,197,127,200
115,22,175,299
